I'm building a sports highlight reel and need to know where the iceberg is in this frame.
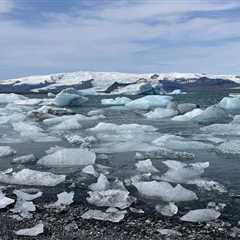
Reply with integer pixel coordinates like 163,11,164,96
89,174,110,191
133,181,198,202
12,154,37,164
0,169,65,186
0,191,15,209
192,105,229,124
81,208,127,223
87,189,135,209
218,97,240,112
125,95,173,110
180,209,221,222
54,88,88,107
155,202,178,217
15,223,44,236
172,108,203,121
135,159,159,173
0,146,16,158
82,165,98,177
46,191,74,209
38,148,96,167
101,97,131,105
144,108,178,119
50,118,82,131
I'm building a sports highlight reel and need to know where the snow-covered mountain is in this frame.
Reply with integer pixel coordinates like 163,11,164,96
0,71,239,94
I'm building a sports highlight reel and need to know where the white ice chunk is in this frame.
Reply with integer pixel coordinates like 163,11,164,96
87,190,135,209
145,108,178,119
15,223,44,236
0,146,16,157
12,154,37,164
12,199,36,218
46,191,74,209
192,105,229,124
38,148,96,167
152,134,213,150
135,159,159,173
54,88,88,107
155,202,178,217
133,181,198,202
50,118,82,131
218,97,240,112
101,97,131,105
0,169,65,186
81,208,127,223
180,209,221,222
172,108,203,121
82,165,98,177
125,95,173,110
89,174,110,191
0,191,14,209
0,93,26,104
13,189,42,201
218,140,240,154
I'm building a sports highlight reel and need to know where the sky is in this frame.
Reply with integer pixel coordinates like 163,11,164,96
0,0,240,79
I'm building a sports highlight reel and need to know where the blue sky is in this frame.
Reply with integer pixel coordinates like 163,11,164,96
0,0,240,79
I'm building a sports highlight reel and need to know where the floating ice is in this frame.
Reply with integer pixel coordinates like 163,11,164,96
168,89,185,95
50,118,82,131
89,174,110,191
135,159,159,173
12,198,36,218
82,165,98,177
177,103,197,114
0,93,26,104
152,134,213,150
0,191,15,209
46,191,74,209
0,146,16,157
144,108,178,119
0,113,25,125
158,229,182,237
155,202,178,217
13,189,42,201
0,169,65,186
201,123,240,136
180,209,221,222
161,160,209,183
218,97,240,112
15,223,44,236
12,154,37,164
192,105,229,124
172,108,203,121
218,140,240,154
133,181,198,202
125,95,173,110
38,148,96,167
82,208,127,223
87,190,135,209
101,97,131,105
54,88,88,107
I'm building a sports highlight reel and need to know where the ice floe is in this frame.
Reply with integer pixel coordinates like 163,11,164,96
180,209,221,222
101,97,131,105
0,146,16,157
144,108,178,119
0,191,15,209
89,174,110,191
155,202,178,217
125,95,173,110
15,223,44,236
135,159,159,173
82,165,98,177
82,208,127,223
172,108,203,121
46,191,74,209
133,181,198,202
0,169,65,186
54,88,88,107
38,148,96,166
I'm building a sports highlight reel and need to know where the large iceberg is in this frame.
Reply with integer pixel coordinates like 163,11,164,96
38,148,96,166
133,181,198,202
218,97,240,112
125,95,173,110
54,88,88,107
